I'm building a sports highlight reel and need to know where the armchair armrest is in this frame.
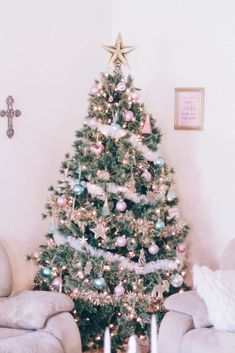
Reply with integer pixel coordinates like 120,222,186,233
41,312,82,353
158,311,194,353
164,290,210,328
0,291,74,330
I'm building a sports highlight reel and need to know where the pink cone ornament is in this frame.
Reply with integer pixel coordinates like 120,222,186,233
177,243,186,253
142,169,152,181
51,276,63,292
116,200,127,212
90,85,100,96
124,110,134,122
57,196,67,207
142,114,152,134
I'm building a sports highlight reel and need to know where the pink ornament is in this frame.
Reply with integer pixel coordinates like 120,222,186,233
90,85,100,96
90,142,105,155
177,243,186,253
57,196,67,207
116,236,127,247
51,276,63,288
124,110,134,122
142,170,152,181
148,244,159,255
116,82,126,92
142,115,152,135
116,200,127,212
114,284,125,296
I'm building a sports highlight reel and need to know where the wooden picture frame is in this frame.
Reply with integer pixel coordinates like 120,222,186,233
174,87,204,130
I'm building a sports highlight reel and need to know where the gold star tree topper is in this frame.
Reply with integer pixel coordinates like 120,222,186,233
103,33,136,68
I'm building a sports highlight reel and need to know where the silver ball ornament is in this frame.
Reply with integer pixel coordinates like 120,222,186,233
57,196,67,207
116,82,126,92
155,219,166,231
116,236,127,247
111,123,121,131
41,266,52,278
154,157,165,168
73,184,85,196
170,274,184,288
94,277,106,290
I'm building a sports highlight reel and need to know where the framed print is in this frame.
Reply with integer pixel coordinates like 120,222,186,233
174,87,204,130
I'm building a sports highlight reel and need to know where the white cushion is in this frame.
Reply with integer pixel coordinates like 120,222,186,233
193,265,235,331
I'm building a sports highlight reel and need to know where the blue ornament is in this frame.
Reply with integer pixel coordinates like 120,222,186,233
41,266,52,278
111,123,121,131
49,223,57,234
154,157,165,168
94,277,106,290
155,219,166,232
73,184,85,195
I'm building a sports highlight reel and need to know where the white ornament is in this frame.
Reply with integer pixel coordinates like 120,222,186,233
170,274,184,288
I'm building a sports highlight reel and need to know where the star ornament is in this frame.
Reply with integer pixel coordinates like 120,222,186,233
90,223,108,240
103,33,136,68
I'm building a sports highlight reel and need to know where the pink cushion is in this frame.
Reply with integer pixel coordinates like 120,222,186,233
0,243,12,297
164,290,210,328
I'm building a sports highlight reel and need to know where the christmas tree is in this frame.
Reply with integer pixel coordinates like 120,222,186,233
30,34,189,351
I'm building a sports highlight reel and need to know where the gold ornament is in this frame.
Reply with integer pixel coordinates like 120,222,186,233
103,33,136,68
90,223,108,240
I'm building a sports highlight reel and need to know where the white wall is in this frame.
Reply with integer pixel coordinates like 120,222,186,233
0,0,111,290
0,0,234,290
112,0,235,268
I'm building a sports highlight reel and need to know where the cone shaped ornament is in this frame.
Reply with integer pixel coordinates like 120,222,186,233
102,197,111,217
142,114,152,134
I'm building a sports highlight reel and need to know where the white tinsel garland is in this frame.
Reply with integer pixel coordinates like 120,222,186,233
83,118,161,162
53,232,180,274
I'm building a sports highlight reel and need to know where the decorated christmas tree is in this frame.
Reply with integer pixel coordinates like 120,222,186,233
30,34,189,351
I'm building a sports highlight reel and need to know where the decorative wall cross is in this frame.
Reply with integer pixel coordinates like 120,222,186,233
0,96,21,138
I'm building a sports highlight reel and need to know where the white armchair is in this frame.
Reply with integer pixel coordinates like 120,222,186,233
158,239,235,353
0,242,82,353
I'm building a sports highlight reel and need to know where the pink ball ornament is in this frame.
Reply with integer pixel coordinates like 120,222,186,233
51,276,63,288
116,236,127,247
90,85,100,96
116,200,127,212
114,284,125,296
177,243,186,253
148,244,159,255
116,81,126,92
124,110,134,122
142,170,152,181
57,196,67,207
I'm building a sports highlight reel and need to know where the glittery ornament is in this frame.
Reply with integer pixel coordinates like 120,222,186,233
148,244,159,255
166,189,176,202
154,157,165,168
142,114,152,134
124,110,134,122
116,235,127,247
138,249,146,268
170,274,184,288
177,243,186,253
90,142,105,155
116,82,126,92
114,284,125,296
41,266,52,278
90,85,100,96
73,184,85,196
116,199,127,212
84,261,92,275
57,196,67,207
155,219,166,232
94,277,106,290
142,170,152,181
102,197,110,217
97,170,110,181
